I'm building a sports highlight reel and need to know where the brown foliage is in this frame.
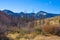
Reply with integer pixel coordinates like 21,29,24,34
52,27,60,36
41,25,60,36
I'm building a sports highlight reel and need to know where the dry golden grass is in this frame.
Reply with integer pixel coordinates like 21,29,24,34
33,35,60,40
7,33,19,40
7,33,60,40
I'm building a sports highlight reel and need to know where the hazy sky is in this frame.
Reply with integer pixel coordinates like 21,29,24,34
0,0,60,14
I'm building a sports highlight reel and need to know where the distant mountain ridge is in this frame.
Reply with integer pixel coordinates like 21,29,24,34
2,9,60,19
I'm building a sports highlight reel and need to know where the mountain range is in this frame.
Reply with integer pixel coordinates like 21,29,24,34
0,10,60,30
3,10,60,18
0,9,60,26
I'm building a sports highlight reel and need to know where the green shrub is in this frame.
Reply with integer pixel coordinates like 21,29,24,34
34,27,43,34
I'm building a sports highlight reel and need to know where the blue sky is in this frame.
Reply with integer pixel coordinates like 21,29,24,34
0,0,60,14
